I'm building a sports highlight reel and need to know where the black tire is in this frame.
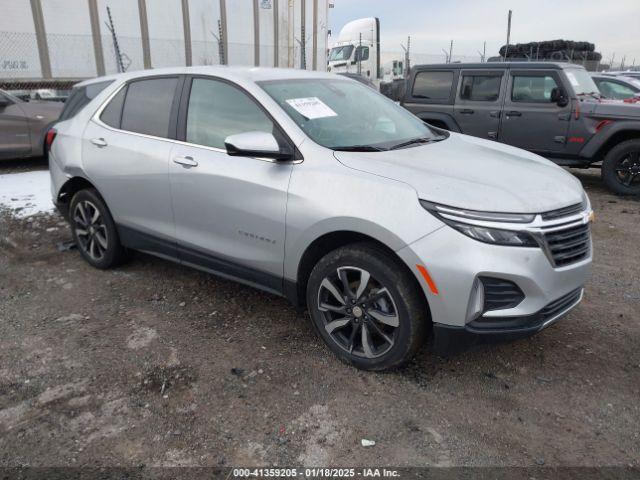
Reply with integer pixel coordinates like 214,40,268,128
69,188,127,269
601,139,640,195
306,242,429,371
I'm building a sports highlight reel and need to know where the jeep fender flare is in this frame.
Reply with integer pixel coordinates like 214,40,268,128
414,112,461,132
580,121,640,158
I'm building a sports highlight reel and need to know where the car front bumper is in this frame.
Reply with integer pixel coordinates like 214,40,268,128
396,224,592,354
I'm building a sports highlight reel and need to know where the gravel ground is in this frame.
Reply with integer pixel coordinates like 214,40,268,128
0,161,639,468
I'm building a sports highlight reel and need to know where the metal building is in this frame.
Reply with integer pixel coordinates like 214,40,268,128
0,0,329,85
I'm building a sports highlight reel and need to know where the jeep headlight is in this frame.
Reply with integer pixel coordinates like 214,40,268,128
420,200,538,247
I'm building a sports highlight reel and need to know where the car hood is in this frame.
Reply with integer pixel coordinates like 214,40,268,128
333,133,585,214
590,99,640,118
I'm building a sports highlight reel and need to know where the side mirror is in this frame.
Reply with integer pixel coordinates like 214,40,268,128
550,87,569,107
224,131,292,160
0,97,10,108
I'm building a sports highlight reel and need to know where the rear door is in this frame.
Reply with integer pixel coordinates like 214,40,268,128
82,76,182,253
403,69,458,129
499,69,571,154
0,92,30,159
453,69,505,140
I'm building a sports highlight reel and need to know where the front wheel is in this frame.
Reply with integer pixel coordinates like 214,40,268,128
306,243,429,371
601,139,640,195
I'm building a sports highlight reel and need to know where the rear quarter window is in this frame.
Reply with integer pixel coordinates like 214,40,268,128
412,71,454,100
58,80,113,121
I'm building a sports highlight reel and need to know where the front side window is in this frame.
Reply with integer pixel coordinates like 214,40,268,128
260,78,441,150
329,45,354,62
595,79,636,100
120,77,178,138
412,71,454,100
459,75,502,101
511,75,559,103
186,78,276,149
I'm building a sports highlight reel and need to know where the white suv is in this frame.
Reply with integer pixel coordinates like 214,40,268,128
48,67,593,370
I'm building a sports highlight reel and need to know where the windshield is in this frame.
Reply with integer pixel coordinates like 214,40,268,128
565,68,599,95
259,78,442,150
329,45,354,62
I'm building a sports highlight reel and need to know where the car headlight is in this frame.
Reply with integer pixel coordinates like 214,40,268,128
420,200,539,247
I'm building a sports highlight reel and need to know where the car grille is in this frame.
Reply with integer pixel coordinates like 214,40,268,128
479,276,525,312
543,223,591,267
538,287,583,321
468,287,583,332
541,203,584,221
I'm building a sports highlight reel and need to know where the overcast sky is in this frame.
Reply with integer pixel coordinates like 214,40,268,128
327,0,640,66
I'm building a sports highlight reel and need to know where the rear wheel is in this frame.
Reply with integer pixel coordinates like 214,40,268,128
601,139,640,195
306,243,429,371
69,189,127,269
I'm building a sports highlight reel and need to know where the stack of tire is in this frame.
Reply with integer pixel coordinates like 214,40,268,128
498,40,602,62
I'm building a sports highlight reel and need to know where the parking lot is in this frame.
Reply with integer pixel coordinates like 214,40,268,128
0,159,639,467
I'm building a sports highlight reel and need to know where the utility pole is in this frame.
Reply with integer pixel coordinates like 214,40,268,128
357,32,362,75
105,6,125,72
449,39,453,63
504,9,512,60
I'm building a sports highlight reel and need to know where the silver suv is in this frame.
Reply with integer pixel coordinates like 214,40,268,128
49,67,593,370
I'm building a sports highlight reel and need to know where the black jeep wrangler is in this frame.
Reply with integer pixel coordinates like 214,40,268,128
400,62,640,195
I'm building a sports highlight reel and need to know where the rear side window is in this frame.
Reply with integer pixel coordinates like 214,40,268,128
99,87,126,128
59,80,113,120
355,46,369,62
460,75,502,101
412,71,453,99
120,77,178,138
512,75,559,103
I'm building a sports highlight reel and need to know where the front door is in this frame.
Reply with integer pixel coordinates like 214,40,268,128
0,93,30,159
453,70,505,140
499,70,571,155
169,77,293,293
82,77,181,253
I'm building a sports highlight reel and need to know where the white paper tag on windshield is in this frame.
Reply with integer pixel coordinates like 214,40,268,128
285,97,338,119
565,72,579,87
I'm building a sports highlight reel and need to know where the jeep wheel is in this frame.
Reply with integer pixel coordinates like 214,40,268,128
306,243,429,371
601,139,640,195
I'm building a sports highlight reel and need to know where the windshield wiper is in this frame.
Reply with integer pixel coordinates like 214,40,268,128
389,136,441,150
332,145,387,152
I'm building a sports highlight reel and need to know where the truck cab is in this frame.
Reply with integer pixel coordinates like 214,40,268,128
401,62,640,195
327,17,381,86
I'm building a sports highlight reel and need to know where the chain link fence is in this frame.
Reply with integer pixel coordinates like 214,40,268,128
2,29,637,101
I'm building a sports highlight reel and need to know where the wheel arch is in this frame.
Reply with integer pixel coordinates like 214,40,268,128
582,125,640,161
288,230,431,323
56,175,102,219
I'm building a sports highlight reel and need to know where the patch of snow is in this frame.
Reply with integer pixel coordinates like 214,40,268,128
0,170,54,217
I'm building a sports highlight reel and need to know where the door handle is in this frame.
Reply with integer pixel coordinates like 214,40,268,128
90,137,107,148
173,155,198,167
505,111,522,117
459,109,474,114
489,110,501,118
488,131,498,139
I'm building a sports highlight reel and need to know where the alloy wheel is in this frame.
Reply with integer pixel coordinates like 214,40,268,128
615,151,640,187
316,266,400,359
73,200,108,261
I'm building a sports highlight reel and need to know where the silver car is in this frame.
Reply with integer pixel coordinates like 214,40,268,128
49,67,593,370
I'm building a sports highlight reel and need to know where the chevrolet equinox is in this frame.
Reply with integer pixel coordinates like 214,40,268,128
48,67,593,370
